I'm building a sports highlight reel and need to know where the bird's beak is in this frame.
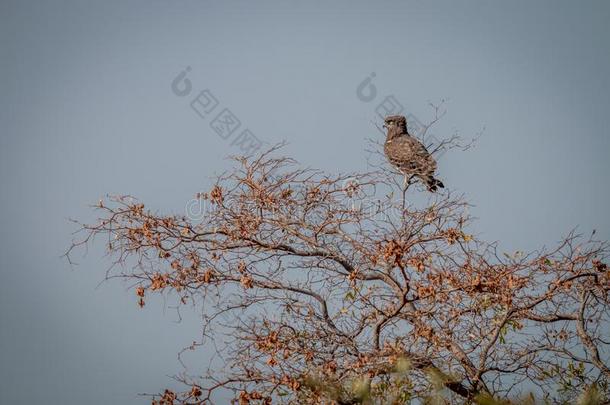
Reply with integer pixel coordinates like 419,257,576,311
382,124,387,129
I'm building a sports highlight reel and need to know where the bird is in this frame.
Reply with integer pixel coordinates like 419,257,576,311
383,115,444,192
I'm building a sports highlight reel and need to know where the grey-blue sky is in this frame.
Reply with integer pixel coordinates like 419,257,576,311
1,0,609,403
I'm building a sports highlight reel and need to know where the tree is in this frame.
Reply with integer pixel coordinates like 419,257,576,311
67,145,609,404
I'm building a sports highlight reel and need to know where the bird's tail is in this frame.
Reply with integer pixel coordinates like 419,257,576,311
426,177,444,192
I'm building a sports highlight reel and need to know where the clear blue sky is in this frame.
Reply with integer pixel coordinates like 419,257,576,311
1,1,609,403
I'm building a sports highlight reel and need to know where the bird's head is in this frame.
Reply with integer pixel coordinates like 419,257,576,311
383,115,408,136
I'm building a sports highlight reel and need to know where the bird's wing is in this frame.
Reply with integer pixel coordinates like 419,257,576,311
392,135,437,172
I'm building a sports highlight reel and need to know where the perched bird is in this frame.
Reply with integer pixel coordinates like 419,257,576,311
383,115,444,192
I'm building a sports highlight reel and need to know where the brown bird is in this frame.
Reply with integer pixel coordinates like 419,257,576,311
383,115,444,192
